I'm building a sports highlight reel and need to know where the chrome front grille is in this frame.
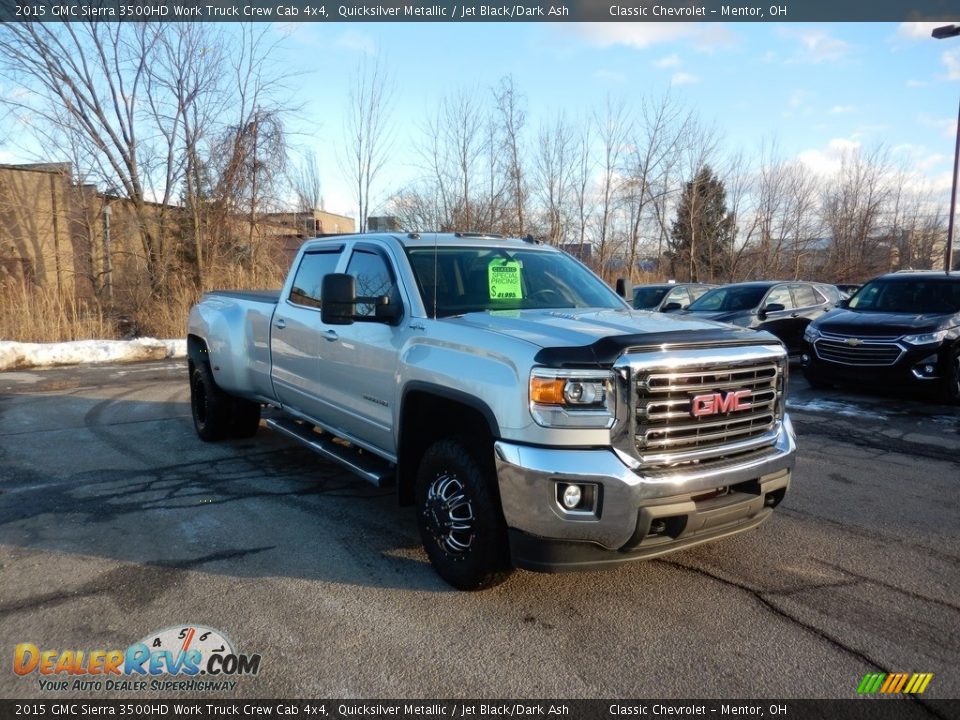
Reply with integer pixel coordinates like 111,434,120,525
631,358,783,469
814,337,903,366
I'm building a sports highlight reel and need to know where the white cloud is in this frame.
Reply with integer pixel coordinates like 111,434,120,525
830,105,855,114
919,113,958,138
654,54,681,68
797,138,862,176
333,30,377,56
897,22,953,40
907,79,929,87
782,30,850,64
569,23,734,52
943,47,960,79
671,72,699,86
891,144,947,174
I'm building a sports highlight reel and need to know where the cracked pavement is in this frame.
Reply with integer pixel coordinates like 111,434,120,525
0,360,958,702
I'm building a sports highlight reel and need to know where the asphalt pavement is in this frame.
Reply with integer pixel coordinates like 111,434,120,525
0,360,958,703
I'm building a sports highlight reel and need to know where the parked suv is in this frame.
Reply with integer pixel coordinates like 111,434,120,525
801,272,960,403
632,283,714,312
682,281,839,354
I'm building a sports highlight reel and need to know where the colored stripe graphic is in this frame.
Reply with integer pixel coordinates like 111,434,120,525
857,672,933,694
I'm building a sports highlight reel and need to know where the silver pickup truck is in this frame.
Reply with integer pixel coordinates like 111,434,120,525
188,232,796,590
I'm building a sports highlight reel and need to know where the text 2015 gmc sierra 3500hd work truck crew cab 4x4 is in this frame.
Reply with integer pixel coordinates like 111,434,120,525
188,232,797,590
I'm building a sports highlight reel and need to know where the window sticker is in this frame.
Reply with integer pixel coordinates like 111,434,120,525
488,259,523,300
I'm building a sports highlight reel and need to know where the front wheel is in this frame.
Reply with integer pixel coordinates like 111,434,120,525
415,439,513,591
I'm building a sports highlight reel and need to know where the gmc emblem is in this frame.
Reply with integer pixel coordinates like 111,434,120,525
691,389,753,418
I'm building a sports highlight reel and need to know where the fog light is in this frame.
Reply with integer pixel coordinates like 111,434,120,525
924,364,935,374
562,484,582,509
801,353,810,364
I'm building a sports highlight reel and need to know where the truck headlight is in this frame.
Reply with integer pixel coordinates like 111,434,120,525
901,330,948,345
529,369,616,428
803,325,820,343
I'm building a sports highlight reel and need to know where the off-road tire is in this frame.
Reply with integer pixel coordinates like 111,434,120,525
190,361,232,442
415,438,513,591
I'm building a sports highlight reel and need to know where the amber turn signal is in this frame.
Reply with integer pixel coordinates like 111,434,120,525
530,377,565,405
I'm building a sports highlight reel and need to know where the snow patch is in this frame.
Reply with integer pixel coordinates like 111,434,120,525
0,338,186,371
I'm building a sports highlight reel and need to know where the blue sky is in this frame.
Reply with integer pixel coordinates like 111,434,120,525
265,21,960,219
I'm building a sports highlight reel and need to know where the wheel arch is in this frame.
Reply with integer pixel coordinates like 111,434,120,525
396,384,500,506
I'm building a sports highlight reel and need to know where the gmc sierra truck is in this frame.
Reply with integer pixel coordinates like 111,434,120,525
187,232,796,590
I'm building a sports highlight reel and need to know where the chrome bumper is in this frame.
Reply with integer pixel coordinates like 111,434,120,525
494,414,796,552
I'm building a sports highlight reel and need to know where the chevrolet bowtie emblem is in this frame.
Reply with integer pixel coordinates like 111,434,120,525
845,338,864,346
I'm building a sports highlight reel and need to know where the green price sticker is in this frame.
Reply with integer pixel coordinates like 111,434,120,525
488,259,523,300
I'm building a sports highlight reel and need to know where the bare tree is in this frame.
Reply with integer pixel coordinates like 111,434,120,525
494,76,527,235
593,98,631,278
533,114,575,246
341,56,393,232
821,146,893,281
292,149,324,213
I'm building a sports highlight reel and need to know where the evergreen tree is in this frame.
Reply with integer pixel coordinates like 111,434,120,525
668,165,734,281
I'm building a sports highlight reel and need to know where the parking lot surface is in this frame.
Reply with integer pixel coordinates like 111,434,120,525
1,360,958,700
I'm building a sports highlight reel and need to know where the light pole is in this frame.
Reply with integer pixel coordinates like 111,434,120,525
933,23,960,272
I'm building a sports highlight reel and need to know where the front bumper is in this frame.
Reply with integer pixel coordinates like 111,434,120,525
801,340,949,385
494,415,796,572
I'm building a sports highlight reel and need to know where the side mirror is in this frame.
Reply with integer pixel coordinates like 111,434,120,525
661,302,683,312
757,302,785,321
321,273,398,325
615,277,631,299
321,273,357,325
837,298,850,308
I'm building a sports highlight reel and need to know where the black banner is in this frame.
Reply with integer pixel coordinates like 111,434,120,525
1,700,960,720
2,0,960,23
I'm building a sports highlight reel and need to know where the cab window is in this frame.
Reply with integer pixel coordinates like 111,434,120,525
346,250,395,318
288,251,341,309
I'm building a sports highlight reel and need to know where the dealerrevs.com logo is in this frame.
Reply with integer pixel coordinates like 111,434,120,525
13,625,261,693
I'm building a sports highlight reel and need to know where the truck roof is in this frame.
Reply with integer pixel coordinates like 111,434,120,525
303,232,559,252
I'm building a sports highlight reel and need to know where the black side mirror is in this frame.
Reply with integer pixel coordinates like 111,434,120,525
837,298,850,308
321,273,397,325
661,302,683,312
321,273,357,325
615,277,631,299
757,302,785,321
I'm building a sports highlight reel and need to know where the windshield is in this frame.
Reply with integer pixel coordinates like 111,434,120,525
632,287,671,309
687,286,767,312
407,247,624,317
848,278,960,314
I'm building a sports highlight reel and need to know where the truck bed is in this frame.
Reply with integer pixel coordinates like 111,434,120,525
205,290,280,304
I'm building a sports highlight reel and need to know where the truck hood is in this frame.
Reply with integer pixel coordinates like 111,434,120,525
446,308,776,366
814,309,953,337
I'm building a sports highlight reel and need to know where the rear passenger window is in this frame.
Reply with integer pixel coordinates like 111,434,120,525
791,284,817,308
288,251,341,308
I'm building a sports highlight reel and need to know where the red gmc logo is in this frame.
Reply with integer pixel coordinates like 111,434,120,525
691,390,753,418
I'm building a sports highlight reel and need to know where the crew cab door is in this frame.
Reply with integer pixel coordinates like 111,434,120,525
313,243,408,456
270,245,345,421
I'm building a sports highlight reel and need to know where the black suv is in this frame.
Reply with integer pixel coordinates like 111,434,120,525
682,281,839,354
801,272,960,403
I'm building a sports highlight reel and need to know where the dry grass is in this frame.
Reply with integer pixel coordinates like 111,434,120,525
0,279,118,343
1,253,287,344
131,259,287,339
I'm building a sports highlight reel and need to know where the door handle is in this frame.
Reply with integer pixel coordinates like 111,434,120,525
790,313,800,318
323,330,339,342
274,318,287,330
